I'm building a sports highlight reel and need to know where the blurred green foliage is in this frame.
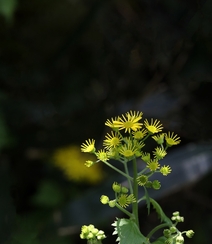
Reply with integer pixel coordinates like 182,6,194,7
0,0,17,22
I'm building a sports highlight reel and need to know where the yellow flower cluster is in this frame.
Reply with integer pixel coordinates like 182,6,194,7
53,145,103,184
81,111,180,168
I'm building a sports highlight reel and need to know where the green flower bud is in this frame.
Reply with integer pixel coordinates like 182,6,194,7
80,233,86,239
121,186,129,193
100,195,109,204
169,226,177,233
108,200,116,208
81,225,89,234
173,211,180,216
145,181,152,188
163,229,171,238
92,228,99,235
112,182,122,193
186,230,195,238
87,232,94,239
165,238,173,244
175,216,184,222
152,180,161,190
176,234,184,244
80,224,106,242
97,230,106,240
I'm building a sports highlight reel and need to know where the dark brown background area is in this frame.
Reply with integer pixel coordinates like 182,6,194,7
0,0,212,243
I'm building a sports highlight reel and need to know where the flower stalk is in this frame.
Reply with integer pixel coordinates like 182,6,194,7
80,110,194,244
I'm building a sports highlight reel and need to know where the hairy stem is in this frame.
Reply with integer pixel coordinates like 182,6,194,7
115,203,133,218
147,223,170,240
123,161,133,193
103,161,133,181
132,157,139,227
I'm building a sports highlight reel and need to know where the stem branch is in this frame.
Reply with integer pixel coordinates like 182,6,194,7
132,158,139,226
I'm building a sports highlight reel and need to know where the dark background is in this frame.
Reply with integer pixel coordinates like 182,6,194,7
0,0,212,243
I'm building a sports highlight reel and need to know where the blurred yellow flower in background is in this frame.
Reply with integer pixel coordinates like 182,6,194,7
53,145,103,184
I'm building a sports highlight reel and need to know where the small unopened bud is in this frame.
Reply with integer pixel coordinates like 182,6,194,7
163,229,171,238
176,234,184,244
100,195,109,204
170,226,177,233
152,180,161,190
112,182,121,193
186,230,195,238
121,186,129,193
109,200,116,208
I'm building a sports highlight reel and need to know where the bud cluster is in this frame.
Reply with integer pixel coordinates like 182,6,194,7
80,224,106,243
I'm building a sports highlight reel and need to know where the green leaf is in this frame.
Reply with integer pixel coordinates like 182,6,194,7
112,218,148,244
150,198,172,225
151,236,167,244
144,186,150,215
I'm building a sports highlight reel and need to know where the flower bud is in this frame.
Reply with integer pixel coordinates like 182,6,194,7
176,234,184,244
109,200,116,208
163,229,171,238
186,230,195,238
169,226,177,233
152,180,161,190
100,195,109,204
173,211,179,216
121,186,129,193
112,182,121,193
165,238,173,244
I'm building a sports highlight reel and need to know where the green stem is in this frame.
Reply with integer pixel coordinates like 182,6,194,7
137,196,146,204
137,167,148,176
123,161,133,193
147,223,170,240
132,157,139,227
103,161,133,181
115,203,133,218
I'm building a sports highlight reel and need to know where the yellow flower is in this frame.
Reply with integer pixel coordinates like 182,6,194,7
117,194,136,208
137,175,148,186
112,111,143,133
84,160,94,167
144,119,163,134
96,149,110,162
152,133,164,144
153,147,167,160
147,159,160,171
133,140,145,150
141,152,151,163
81,139,95,153
119,143,137,158
107,148,120,160
132,129,148,140
105,116,120,129
160,165,172,176
53,145,103,183
165,132,181,147
103,131,122,149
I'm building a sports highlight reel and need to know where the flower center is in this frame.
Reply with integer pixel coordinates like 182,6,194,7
148,126,157,133
111,137,120,146
134,131,143,139
123,150,134,157
87,145,95,152
166,138,175,145
124,121,134,129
